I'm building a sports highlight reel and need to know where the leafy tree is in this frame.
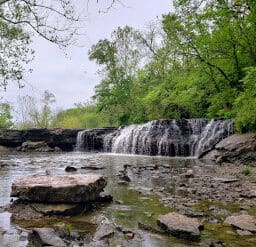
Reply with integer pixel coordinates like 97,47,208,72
234,67,256,133
52,102,111,128
17,90,56,128
0,0,81,89
0,102,12,128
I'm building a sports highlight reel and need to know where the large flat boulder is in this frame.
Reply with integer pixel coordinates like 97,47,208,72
11,174,107,203
157,212,202,241
224,215,256,232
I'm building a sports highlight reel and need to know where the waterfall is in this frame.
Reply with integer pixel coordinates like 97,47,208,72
75,130,87,151
103,119,233,157
75,119,233,157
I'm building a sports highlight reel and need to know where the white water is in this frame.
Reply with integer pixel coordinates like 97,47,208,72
103,119,233,157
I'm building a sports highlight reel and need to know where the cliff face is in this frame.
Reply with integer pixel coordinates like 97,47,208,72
202,134,256,165
0,128,83,151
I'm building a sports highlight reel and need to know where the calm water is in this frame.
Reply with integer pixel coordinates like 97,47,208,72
0,152,252,246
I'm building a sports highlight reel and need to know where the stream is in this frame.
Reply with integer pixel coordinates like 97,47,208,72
0,152,255,246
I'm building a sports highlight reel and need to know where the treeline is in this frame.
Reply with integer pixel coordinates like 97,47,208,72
2,0,256,132
85,0,256,133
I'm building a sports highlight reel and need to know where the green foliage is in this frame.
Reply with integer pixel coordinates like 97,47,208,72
17,90,56,129
234,67,256,133
52,102,112,129
242,166,252,176
86,0,256,131
0,102,13,128
0,0,80,89
64,223,73,235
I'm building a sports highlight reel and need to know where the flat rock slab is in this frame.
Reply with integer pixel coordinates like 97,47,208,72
11,174,107,203
30,228,66,247
224,215,256,232
157,212,202,241
31,203,86,216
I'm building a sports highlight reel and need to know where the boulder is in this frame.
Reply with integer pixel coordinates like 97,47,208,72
29,228,66,247
11,174,107,203
224,215,256,232
19,141,54,152
65,166,77,172
157,212,203,241
202,134,256,165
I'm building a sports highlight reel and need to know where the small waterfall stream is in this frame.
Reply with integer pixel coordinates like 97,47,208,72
76,119,233,157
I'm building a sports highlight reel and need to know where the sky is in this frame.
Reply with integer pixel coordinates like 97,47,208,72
1,0,173,119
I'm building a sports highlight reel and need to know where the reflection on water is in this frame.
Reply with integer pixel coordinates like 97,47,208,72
0,152,250,247
0,152,204,246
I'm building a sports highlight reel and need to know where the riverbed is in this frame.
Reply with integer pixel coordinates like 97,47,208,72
0,152,255,246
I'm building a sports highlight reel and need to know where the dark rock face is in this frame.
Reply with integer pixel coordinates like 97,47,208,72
0,128,82,151
11,174,107,203
202,134,256,165
75,127,118,152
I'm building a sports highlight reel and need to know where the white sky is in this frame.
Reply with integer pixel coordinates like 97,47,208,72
1,0,173,118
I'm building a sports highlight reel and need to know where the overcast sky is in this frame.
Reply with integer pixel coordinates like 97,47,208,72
1,0,173,118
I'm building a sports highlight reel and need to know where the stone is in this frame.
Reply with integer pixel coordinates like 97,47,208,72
81,165,104,170
65,166,77,172
0,145,10,153
19,141,54,152
202,134,256,165
224,215,256,232
157,212,203,241
31,203,86,216
213,177,239,183
236,230,253,236
30,228,66,246
11,174,107,203
94,222,115,241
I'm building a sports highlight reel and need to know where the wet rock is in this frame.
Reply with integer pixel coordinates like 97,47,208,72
202,134,256,165
157,212,203,241
176,206,205,217
200,239,225,247
224,215,256,232
11,174,107,203
213,177,239,183
94,222,115,241
65,166,77,172
96,192,113,203
138,222,164,234
29,227,66,246
81,165,104,170
236,230,253,236
19,141,54,152
0,145,11,153
31,203,86,216
184,169,194,178
9,202,44,220
240,190,256,198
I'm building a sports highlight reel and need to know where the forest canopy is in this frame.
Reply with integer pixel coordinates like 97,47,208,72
82,0,256,132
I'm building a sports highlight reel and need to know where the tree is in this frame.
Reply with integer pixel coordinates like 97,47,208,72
0,0,82,89
0,0,126,90
0,102,12,128
17,90,56,128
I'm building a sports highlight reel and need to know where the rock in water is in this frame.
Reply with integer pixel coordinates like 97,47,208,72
11,174,107,203
224,215,256,232
30,228,66,247
157,212,203,241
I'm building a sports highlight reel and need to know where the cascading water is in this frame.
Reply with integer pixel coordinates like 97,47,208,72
75,119,233,157
104,119,233,157
75,130,87,151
